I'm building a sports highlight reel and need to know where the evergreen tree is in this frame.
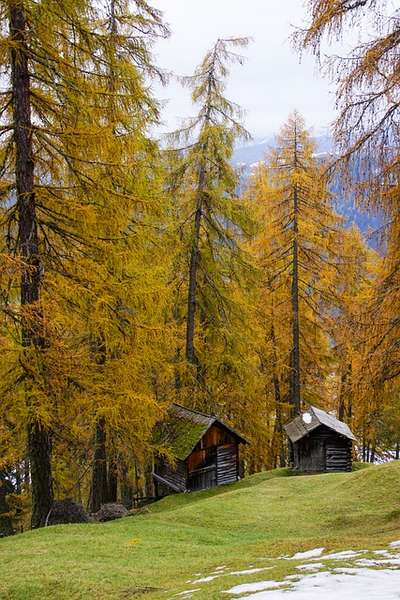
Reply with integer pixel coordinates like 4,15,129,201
254,113,342,414
169,37,255,407
0,0,170,526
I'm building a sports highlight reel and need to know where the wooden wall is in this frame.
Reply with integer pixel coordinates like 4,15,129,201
187,424,236,475
217,444,238,485
293,425,352,472
195,425,235,451
154,457,187,492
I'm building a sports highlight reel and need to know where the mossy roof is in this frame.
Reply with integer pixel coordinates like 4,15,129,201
156,403,247,461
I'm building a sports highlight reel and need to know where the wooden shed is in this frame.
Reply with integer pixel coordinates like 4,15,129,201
153,403,248,495
284,406,356,473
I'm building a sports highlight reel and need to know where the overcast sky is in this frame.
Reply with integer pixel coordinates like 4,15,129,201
152,0,338,141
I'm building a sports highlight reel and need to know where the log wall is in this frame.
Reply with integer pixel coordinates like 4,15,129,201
293,425,352,472
217,444,238,485
154,457,187,492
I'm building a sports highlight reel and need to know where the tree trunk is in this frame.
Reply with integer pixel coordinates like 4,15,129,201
24,458,30,488
289,121,301,416
186,165,206,382
338,363,352,421
144,458,154,497
370,445,375,464
338,370,347,421
107,456,118,503
10,1,53,529
120,464,133,508
269,316,285,467
290,183,301,415
89,417,108,512
185,70,213,384
28,424,53,528
15,464,21,495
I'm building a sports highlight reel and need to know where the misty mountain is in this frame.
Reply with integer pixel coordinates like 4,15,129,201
233,135,382,241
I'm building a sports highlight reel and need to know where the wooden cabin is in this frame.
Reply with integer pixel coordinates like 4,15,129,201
153,403,248,495
284,406,356,473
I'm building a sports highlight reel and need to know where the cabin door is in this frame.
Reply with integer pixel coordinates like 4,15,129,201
300,438,326,471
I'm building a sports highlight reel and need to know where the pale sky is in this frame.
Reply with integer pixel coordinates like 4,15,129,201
152,0,338,140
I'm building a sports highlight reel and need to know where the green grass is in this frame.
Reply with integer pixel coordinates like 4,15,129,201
1,462,400,600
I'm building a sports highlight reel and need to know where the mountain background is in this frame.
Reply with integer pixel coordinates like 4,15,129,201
234,135,383,243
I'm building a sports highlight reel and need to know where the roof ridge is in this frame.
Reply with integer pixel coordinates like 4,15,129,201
310,405,339,419
171,402,215,420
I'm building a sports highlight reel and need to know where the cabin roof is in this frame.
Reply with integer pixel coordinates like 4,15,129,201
284,405,356,444
156,403,248,460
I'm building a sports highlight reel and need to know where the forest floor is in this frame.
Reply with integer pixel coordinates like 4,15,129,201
1,462,400,599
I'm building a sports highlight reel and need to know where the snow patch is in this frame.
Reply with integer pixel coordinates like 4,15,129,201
240,569,400,599
356,556,400,567
390,540,400,548
223,580,284,595
229,568,269,576
296,562,324,571
315,550,364,560
287,547,325,560
191,575,220,584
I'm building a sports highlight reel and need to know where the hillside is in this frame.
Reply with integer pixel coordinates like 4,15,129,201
1,462,400,599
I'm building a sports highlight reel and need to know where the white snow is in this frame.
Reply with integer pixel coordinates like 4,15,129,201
229,568,269,576
191,575,220,584
296,562,324,571
315,550,363,560
240,569,400,599
182,542,400,599
287,547,325,560
356,556,400,567
223,580,284,595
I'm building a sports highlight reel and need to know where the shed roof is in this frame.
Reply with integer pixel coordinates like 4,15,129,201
156,403,248,460
284,405,356,444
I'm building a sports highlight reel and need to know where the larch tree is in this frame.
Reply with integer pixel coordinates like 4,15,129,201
169,37,255,409
73,0,170,514
298,0,399,203
245,164,290,468
328,226,378,423
0,0,170,526
249,113,344,425
298,0,400,456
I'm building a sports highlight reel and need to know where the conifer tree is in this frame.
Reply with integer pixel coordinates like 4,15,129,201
0,0,170,526
298,0,399,206
249,113,343,423
169,37,253,400
299,1,400,446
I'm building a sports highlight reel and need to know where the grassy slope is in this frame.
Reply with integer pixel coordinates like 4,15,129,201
1,462,400,600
